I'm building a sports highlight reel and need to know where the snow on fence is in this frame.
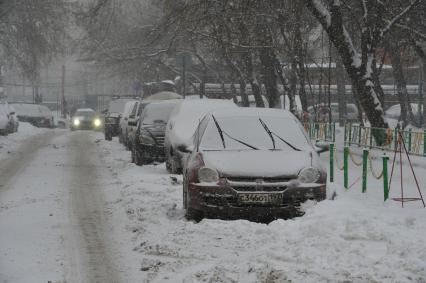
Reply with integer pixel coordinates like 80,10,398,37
345,124,426,156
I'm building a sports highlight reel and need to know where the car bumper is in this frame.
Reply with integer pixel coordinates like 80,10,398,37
188,183,326,221
138,144,165,161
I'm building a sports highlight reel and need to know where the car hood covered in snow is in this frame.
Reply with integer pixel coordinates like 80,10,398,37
202,149,322,178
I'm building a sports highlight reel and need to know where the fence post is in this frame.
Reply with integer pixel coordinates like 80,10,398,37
383,153,389,201
369,128,373,148
332,122,336,142
408,128,412,153
362,148,369,193
344,146,349,189
358,126,362,146
329,143,334,183
424,129,426,156
344,123,347,144
394,128,398,151
348,124,352,146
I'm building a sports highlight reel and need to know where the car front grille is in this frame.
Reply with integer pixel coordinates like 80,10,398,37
153,135,165,146
226,177,293,183
231,186,286,192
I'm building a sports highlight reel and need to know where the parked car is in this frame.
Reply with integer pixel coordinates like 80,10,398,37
132,100,180,166
385,103,423,123
127,100,151,151
181,108,328,222
11,103,54,128
0,104,9,135
119,100,138,146
165,99,237,174
104,98,136,141
71,108,103,131
308,103,359,122
0,102,18,133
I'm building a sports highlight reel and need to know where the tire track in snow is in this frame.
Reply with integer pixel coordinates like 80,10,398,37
66,132,120,283
0,130,60,193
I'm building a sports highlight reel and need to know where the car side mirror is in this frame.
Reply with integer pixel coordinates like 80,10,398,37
314,142,330,154
124,117,128,121
128,121,136,127
177,144,193,153
10,111,15,115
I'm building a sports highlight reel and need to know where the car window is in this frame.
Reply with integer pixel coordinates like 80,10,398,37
130,102,138,117
75,110,95,118
141,103,177,125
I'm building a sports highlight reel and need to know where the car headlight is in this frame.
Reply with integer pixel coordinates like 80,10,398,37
198,167,219,183
298,167,321,183
94,118,102,127
73,119,80,126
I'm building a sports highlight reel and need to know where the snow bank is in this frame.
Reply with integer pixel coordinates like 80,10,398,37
0,122,47,161
95,133,426,282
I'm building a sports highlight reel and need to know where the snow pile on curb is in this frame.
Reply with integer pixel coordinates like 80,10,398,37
0,122,47,160
95,135,426,282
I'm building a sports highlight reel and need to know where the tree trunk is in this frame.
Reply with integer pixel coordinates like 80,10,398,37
304,0,388,144
336,54,346,126
387,40,415,127
239,79,249,107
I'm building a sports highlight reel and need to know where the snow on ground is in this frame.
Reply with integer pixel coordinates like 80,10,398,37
95,133,426,282
0,122,47,161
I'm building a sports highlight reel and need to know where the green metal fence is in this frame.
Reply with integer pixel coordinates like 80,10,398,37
345,124,426,156
304,122,336,142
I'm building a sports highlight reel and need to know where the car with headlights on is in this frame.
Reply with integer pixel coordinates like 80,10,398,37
71,108,103,131
132,100,180,166
181,108,328,222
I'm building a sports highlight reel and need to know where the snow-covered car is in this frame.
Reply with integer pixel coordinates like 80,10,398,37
7,105,19,133
385,103,423,123
0,104,9,135
119,100,138,146
165,99,237,174
11,103,54,128
181,108,328,222
104,98,136,141
0,102,19,133
132,100,180,166
71,108,103,131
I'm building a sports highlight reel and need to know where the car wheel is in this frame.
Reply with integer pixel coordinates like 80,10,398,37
166,160,172,173
171,156,182,174
134,148,144,166
131,146,136,163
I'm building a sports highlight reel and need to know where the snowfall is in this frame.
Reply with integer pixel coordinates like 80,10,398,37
0,123,425,283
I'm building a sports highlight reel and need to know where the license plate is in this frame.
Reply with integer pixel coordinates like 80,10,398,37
238,193,283,204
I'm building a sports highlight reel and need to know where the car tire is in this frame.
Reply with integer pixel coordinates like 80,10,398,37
105,132,112,141
134,148,144,166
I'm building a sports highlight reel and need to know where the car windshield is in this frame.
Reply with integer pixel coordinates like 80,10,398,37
108,100,131,113
75,110,95,118
12,104,45,117
200,116,311,151
142,103,176,124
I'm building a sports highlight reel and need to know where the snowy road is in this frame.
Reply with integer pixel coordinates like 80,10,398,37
0,130,121,283
1,125,426,283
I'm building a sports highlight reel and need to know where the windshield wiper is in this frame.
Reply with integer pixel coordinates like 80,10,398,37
259,119,301,151
212,115,258,150
212,115,226,148
259,118,276,150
